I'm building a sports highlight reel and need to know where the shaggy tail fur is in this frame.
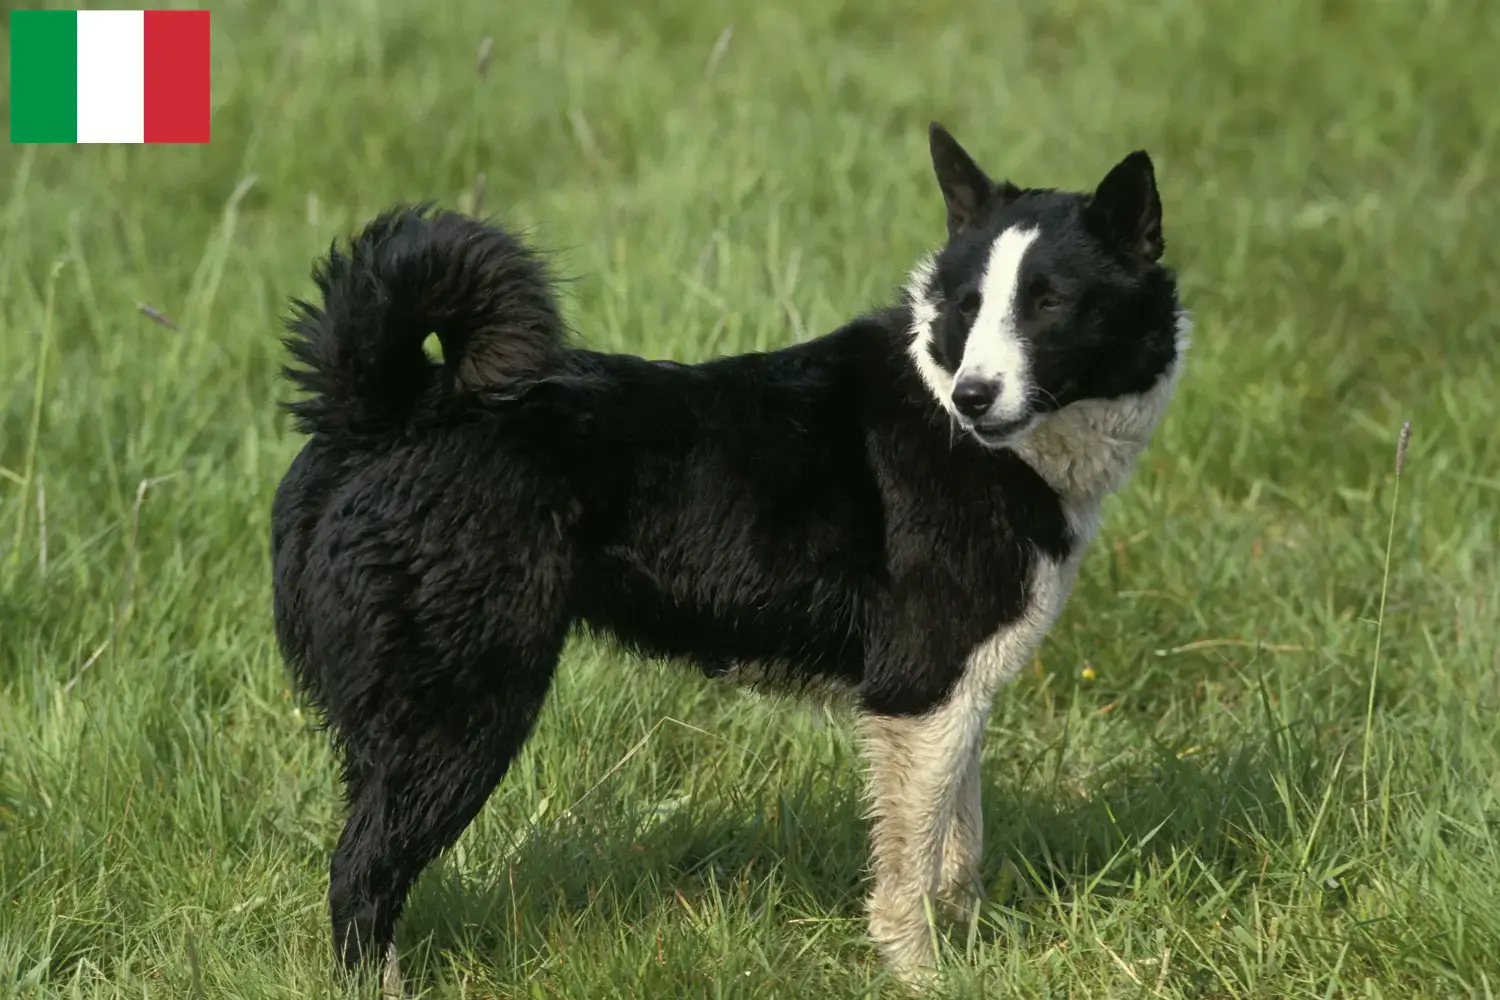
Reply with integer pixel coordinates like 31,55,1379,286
281,205,566,439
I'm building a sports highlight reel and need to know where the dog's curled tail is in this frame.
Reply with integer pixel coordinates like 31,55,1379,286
281,204,565,439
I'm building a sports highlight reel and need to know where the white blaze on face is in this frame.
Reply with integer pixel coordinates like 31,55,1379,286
955,226,1040,422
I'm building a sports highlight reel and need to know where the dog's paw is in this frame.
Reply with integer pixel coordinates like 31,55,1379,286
380,943,405,999
938,888,983,926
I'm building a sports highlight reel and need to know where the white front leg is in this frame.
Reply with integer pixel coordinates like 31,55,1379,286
860,702,986,979
938,740,983,921
860,555,1074,982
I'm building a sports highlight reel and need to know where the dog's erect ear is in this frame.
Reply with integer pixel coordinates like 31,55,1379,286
1085,150,1164,262
929,122,1011,239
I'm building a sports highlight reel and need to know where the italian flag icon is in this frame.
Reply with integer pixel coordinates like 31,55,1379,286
9,9,211,144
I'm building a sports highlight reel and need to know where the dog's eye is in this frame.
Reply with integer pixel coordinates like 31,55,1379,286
956,292,982,320
1032,285,1063,313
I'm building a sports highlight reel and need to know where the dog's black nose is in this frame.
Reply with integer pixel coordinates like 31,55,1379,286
951,377,998,419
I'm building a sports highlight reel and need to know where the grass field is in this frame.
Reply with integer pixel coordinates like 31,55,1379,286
3,0,1499,996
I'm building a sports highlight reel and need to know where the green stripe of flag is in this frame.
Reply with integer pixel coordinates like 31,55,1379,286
10,11,80,143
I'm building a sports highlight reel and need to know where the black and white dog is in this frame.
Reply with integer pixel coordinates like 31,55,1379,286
271,122,1187,983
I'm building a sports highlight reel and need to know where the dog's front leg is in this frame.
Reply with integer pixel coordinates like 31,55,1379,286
938,740,983,921
859,700,985,981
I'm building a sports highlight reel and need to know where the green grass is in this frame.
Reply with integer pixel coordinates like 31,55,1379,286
3,0,1499,996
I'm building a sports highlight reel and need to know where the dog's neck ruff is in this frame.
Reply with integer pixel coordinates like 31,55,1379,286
1014,313,1189,504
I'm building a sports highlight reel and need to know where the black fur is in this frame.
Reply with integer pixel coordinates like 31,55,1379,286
271,130,1181,969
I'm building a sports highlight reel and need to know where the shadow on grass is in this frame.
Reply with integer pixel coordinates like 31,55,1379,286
388,713,1336,987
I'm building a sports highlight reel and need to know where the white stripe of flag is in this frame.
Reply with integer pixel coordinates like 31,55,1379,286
77,10,147,144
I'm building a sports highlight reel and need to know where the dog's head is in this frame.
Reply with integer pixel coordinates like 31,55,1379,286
906,123,1183,449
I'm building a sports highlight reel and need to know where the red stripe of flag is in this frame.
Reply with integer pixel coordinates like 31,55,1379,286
143,10,211,143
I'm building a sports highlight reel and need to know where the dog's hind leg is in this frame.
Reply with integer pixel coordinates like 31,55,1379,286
326,633,563,972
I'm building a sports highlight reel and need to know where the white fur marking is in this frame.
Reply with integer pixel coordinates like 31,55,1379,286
904,228,1043,423
903,253,956,416
957,226,1040,422
381,943,404,998
861,556,1075,979
1012,310,1193,541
